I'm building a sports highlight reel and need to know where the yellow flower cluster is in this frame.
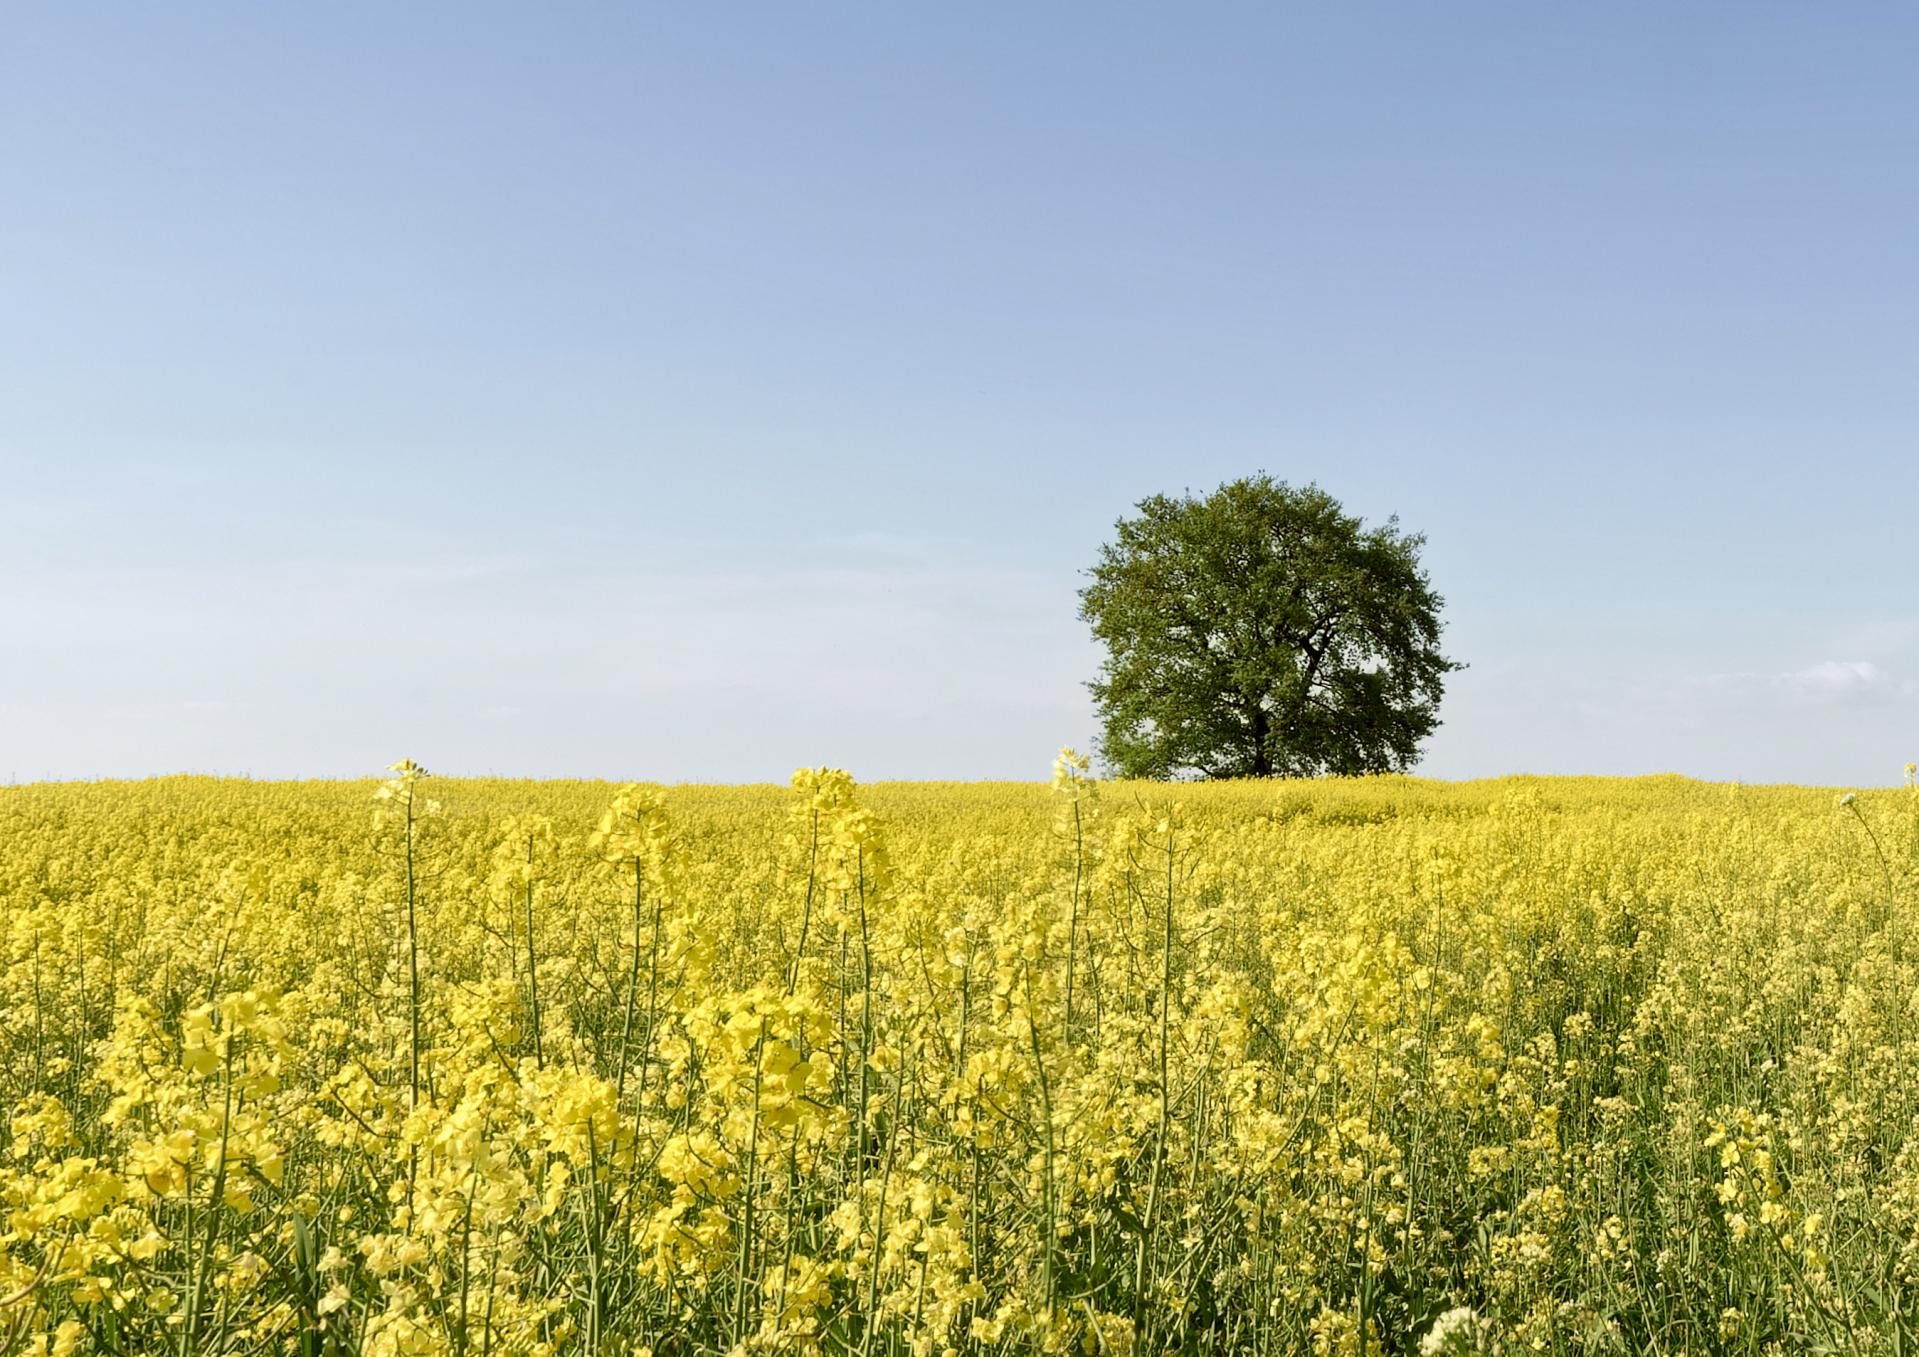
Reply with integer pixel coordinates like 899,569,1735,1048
0,761,1914,1353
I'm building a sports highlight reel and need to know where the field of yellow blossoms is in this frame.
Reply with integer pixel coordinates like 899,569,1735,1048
2,756,1917,1356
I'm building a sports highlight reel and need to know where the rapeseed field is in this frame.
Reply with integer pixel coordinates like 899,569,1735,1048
1,758,1916,1355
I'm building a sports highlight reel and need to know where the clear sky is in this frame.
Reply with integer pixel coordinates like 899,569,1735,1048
4,5,1915,786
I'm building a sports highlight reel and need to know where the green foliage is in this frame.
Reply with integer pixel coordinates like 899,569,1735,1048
1079,475,1460,778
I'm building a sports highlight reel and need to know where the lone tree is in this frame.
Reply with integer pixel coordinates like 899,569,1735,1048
1079,476,1460,779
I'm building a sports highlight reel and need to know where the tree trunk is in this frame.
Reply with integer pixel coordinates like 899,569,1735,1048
1249,703,1273,777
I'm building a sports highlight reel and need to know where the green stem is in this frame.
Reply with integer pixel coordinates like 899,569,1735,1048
524,834,542,1068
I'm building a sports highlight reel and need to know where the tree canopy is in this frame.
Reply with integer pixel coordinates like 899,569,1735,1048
1079,476,1460,779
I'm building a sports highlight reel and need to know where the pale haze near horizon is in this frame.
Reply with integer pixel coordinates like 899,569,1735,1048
4,5,1916,787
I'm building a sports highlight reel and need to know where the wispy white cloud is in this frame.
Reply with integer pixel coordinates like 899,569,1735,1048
1632,660,1919,709
1776,660,1917,705
0,543,1102,780
1429,654,1919,785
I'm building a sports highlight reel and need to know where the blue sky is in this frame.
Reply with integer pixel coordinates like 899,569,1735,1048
4,5,1915,785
